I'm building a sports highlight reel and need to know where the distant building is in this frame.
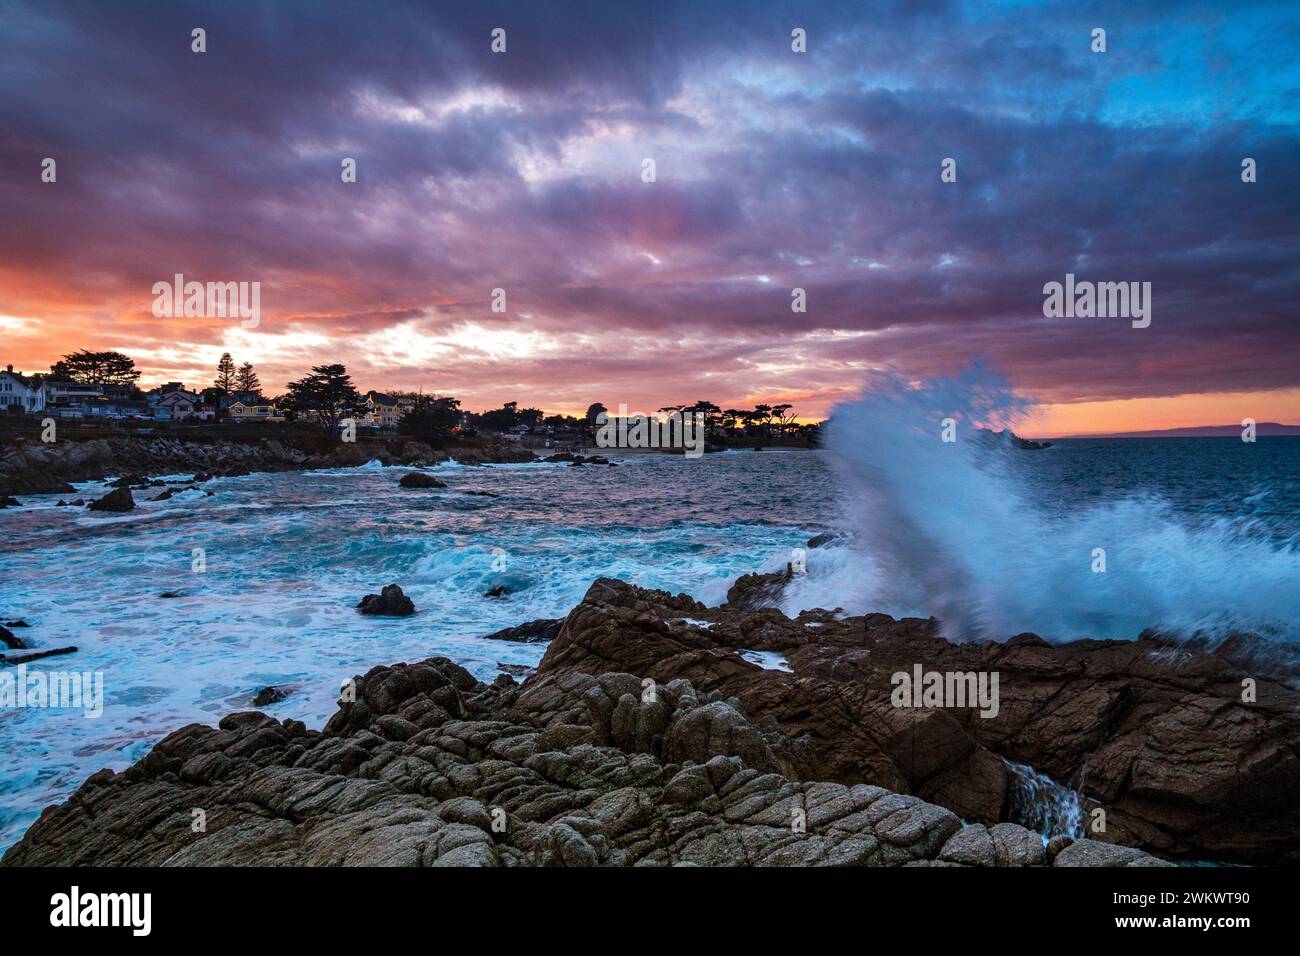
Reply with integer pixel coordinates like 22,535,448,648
222,389,262,411
80,396,151,419
227,398,284,422
44,380,104,415
154,388,206,421
364,391,401,429
0,365,45,413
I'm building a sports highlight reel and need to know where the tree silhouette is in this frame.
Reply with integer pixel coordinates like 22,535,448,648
214,353,236,393
49,350,140,386
285,363,363,436
235,362,261,395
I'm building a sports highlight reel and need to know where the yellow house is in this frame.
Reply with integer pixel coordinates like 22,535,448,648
227,399,284,422
365,391,400,429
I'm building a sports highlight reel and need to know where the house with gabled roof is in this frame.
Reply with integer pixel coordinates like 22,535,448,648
0,365,45,413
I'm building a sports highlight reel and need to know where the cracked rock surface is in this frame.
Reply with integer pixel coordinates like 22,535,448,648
5,654,1163,867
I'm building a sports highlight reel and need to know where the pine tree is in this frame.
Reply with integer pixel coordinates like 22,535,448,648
214,353,236,393
235,362,261,395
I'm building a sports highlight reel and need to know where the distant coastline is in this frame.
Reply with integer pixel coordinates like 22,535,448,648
1046,422,1300,439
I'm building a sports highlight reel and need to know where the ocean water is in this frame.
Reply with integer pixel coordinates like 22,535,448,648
2,436,1299,852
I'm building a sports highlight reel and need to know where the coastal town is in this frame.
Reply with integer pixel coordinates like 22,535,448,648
0,349,821,450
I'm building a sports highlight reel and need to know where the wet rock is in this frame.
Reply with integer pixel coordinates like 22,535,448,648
484,585,512,599
1046,834,1074,862
0,439,107,495
723,566,794,609
0,495,21,508
483,619,562,643
939,824,996,866
454,445,535,465
0,625,27,650
1,646,78,666
398,472,446,489
151,485,199,501
87,487,134,512
543,453,609,466
356,584,415,616
1053,839,1175,867
253,686,289,707
988,822,1047,866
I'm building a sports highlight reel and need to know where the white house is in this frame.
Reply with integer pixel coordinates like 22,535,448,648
155,389,204,421
0,365,46,413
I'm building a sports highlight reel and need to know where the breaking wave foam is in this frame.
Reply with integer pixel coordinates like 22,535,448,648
809,366,1299,642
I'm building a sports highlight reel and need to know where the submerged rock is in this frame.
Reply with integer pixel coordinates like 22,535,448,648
398,472,445,489
253,686,290,707
87,487,134,512
0,625,27,650
151,485,199,501
356,584,416,616
1,646,78,666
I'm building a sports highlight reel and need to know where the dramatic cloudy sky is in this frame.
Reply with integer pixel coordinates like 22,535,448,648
1,0,1297,434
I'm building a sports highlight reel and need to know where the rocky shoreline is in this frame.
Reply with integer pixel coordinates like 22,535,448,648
0,433,537,496
6,570,1296,867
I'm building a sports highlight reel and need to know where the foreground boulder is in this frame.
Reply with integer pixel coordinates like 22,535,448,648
356,584,415,617
87,486,134,512
1,655,1165,867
